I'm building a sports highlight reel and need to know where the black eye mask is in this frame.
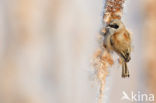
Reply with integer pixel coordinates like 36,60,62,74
108,23,119,29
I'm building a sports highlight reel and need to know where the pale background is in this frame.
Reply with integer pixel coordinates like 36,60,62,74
0,0,155,103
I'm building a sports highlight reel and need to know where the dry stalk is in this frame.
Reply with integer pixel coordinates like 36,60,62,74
92,0,126,103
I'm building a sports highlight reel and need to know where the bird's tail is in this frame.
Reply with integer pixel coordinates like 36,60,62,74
121,62,129,78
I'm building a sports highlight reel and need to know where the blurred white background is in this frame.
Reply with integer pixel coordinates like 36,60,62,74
0,0,154,103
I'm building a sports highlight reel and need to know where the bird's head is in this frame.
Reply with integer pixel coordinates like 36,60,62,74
107,19,125,32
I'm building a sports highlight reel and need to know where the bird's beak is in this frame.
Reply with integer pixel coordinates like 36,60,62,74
106,24,111,27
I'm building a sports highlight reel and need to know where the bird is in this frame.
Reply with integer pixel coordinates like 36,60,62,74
103,19,131,78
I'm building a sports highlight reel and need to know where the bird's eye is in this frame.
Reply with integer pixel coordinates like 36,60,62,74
109,23,119,29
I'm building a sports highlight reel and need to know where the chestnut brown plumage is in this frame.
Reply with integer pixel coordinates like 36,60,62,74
103,19,131,78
